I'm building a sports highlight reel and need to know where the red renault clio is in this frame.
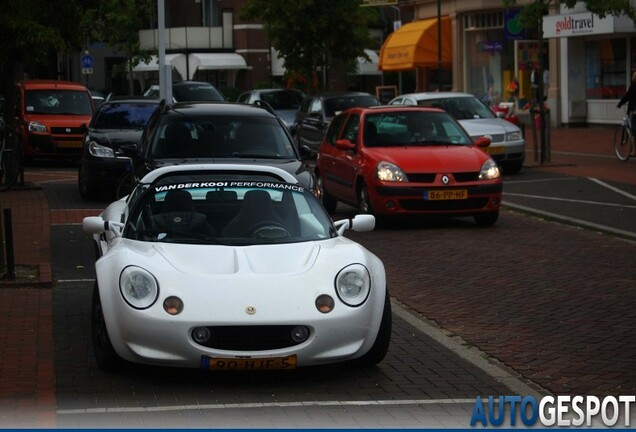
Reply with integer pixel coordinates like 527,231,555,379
314,106,502,226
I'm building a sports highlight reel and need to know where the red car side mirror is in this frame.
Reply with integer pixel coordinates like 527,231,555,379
473,136,492,148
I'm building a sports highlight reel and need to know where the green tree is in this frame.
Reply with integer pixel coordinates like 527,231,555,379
240,0,377,93
502,0,635,163
0,0,89,148
81,0,156,95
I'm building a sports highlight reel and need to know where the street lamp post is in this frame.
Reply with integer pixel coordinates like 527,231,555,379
437,0,442,91
390,5,402,94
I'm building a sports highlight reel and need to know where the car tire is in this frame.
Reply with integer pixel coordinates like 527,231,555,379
78,161,99,200
317,173,337,213
352,292,392,367
474,212,499,226
357,181,373,214
92,282,125,372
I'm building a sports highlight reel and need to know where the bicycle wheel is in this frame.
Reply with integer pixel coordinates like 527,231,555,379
614,125,632,161
0,149,20,192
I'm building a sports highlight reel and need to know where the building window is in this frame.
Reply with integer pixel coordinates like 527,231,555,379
585,38,626,99
463,12,503,30
203,0,220,27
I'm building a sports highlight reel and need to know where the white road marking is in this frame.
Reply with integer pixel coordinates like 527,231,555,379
504,193,636,209
58,398,476,415
588,177,636,201
504,177,577,185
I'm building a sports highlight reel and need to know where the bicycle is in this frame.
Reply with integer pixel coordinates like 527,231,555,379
614,110,634,161
0,144,20,192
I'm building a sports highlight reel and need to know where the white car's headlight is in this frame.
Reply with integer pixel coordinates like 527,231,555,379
28,121,48,134
88,141,115,158
376,161,408,182
335,264,371,307
479,159,501,180
119,266,159,309
506,131,522,141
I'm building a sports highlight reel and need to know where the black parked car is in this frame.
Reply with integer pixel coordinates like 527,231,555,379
78,98,158,199
293,91,379,154
120,101,316,192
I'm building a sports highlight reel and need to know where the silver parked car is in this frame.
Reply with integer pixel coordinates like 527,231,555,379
389,92,525,173
237,88,305,130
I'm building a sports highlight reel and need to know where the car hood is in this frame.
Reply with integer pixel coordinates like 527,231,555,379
23,113,91,128
89,129,143,149
151,158,315,189
364,145,490,172
458,118,520,136
154,242,322,275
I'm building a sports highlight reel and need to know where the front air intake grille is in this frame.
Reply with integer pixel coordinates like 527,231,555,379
193,325,307,351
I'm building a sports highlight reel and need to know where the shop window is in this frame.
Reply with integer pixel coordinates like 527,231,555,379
585,38,626,99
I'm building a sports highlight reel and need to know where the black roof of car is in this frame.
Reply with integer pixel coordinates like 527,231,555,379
160,101,281,118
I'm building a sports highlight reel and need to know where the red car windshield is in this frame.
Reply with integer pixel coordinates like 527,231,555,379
25,90,93,116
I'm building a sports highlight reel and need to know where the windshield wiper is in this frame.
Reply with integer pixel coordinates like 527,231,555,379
135,229,223,244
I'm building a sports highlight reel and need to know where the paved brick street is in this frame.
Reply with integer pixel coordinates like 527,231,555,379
1,124,635,427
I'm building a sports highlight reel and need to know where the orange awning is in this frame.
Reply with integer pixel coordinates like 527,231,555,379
379,16,452,71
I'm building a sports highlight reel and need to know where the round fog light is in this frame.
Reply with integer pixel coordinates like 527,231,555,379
192,327,211,343
315,295,334,314
163,296,183,315
290,326,310,343
385,200,396,210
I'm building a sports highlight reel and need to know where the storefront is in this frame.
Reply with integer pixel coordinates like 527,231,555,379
543,4,635,125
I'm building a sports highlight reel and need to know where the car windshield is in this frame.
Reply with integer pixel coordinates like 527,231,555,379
259,90,304,110
25,90,93,115
416,96,496,120
364,111,473,147
92,103,156,129
173,84,224,102
324,95,378,118
125,178,337,245
149,116,298,159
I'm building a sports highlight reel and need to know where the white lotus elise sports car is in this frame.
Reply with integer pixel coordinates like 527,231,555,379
84,164,391,371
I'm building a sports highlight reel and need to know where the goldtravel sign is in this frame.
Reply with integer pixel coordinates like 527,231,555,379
543,12,614,37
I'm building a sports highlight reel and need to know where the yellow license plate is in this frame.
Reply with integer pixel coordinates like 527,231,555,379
203,355,297,370
56,141,82,148
425,190,468,200
484,146,505,154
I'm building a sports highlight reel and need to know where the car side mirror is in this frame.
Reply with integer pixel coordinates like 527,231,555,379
495,111,505,118
118,143,138,157
335,139,356,151
298,144,314,160
334,214,375,235
474,136,492,148
83,217,124,237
